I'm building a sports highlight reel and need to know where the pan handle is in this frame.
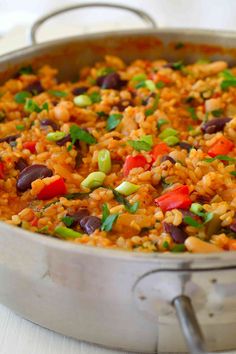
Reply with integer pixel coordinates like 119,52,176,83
30,3,157,45
173,295,236,354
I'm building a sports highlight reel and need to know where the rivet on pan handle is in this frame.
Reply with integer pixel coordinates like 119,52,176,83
30,3,157,45
173,295,236,354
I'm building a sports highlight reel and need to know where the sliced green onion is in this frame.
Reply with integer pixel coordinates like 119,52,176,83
190,203,204,216
112,189,139,214
189,127,201,137
145,80,156,92
163,136,179,146
183,216,202,228
46,131,66,142
128,140,152,152
204,155,236,163
131,73,147,82
187,107,198,121
61,216,74,227
81,171,106,190
74,94,92,107
115,181,139,196
55,226,82,239
98,149,111,174
101,203,110,223
101,213,119,231
159,128,178,139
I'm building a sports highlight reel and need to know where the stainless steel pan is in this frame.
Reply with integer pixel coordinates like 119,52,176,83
0,4,236,353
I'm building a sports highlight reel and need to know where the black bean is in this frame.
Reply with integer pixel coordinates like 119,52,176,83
179,141,193,152
80,216,101,235
230,220,236,233
40,119,59,131
56,134,71,146
163,222,188,244
201,117,231,134
15,157,28,171
96,72,124,90
0,134,20,144
160,155,176,164
72,86,88,95
66,209,90,228
16,164,53,192
26,80,44,95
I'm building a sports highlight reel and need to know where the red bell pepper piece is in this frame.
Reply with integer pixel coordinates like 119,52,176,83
37,177,67,200
123,155,147,176
30,216,38,227
155,185,192,212
208,136,234,157
23,141,36,153
0,162,4,179
151,142,170,161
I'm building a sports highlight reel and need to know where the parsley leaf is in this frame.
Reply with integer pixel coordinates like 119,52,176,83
101,205,119,232
24,99,48,113
69,125,96,145
128,135,153,151
171,61,184,70
211,108,223,117
18,65,33,75
61,216,74,227
220,69,236,90
156,81,165,89
145,95,159,117
171,244,186,252
64,192,90,200
106,113,122,131
162,241,169,249
48,90,68,97
157,118,169,130
230,171,236,176
183,216,202,228
89,91,101,103
14,91,32,104
187,107,198,121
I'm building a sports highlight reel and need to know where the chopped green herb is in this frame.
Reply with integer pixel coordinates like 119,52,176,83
163,136,179,146
135,81,146,89
101,213,119,231
101,203,110,223
145,95,159,117
81,171,106,190
64,192,90,200
187,107,198,121
97,111,107,118
16,124,25,131
106,113,122,131
157,118,169,130
48,90,68,97
230,171,236,176
89,91,101,103
18,65,33,75
203,212,213,224
171,61,184,70
204,155,236,163
162,241,169,249
211,108,223,117
220,69,236,90
70,125,96,145
159,127,178,140
128,139,152,152
171,244,186,252
24,99,48,113
61,216,74,227
14,91,32,104
175,42,184,50
112,190,139,214
183,216,202,228
131,73,147,82
145,80,156,92
97,67,115,77
156,81,165,89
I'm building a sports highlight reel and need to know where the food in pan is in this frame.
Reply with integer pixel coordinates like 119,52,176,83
0,55,235,253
